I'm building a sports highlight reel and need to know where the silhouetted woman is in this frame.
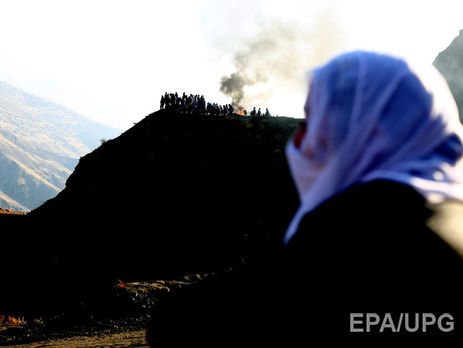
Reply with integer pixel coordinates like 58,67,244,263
283,50,463,341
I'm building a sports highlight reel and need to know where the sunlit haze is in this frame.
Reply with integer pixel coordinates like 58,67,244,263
0,0,462,129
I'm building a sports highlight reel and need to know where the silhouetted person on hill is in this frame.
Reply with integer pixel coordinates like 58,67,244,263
257,108,262,117
160,94,165,109
264,108,271,117
250,107,256,117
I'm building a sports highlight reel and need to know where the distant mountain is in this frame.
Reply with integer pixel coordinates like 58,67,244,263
0,81,121,211
434,30,463,122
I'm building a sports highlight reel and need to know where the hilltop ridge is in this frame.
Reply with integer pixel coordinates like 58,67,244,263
29,110,300,277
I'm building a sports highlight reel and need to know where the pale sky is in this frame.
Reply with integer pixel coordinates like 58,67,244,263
0,0,462,130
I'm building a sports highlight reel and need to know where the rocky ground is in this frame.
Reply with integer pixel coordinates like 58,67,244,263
0,273,212,346
7,330,148,348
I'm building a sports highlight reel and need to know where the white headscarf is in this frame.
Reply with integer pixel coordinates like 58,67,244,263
284,51,463,244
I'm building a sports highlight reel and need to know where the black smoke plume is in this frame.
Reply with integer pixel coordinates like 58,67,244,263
220,73,250,107
219,15,345,111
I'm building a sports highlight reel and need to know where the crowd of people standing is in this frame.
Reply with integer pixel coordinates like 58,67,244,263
160,92,271,117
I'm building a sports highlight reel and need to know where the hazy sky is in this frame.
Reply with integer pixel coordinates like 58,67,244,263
0,0,462,130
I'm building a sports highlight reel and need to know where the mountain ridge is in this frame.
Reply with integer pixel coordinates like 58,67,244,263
434,29,463,122
0,80,121,210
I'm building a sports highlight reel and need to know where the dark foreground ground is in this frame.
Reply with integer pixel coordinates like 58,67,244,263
0,273,213,346
8,330,148,348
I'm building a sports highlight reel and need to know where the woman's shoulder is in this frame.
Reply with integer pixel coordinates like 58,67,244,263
332,180,463,239
289,179,463,249
327,179,426,209
295,180,425,231
426,200,463,258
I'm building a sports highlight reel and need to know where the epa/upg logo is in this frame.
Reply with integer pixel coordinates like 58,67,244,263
350,313,454,333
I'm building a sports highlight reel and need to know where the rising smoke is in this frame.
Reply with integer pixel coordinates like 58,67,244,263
220,73,250,107
220,14,345,112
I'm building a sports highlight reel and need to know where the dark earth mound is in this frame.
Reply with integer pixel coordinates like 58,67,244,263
29,111,300,278
1,111,300,344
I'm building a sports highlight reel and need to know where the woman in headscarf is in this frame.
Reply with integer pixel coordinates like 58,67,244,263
282,50,463,339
